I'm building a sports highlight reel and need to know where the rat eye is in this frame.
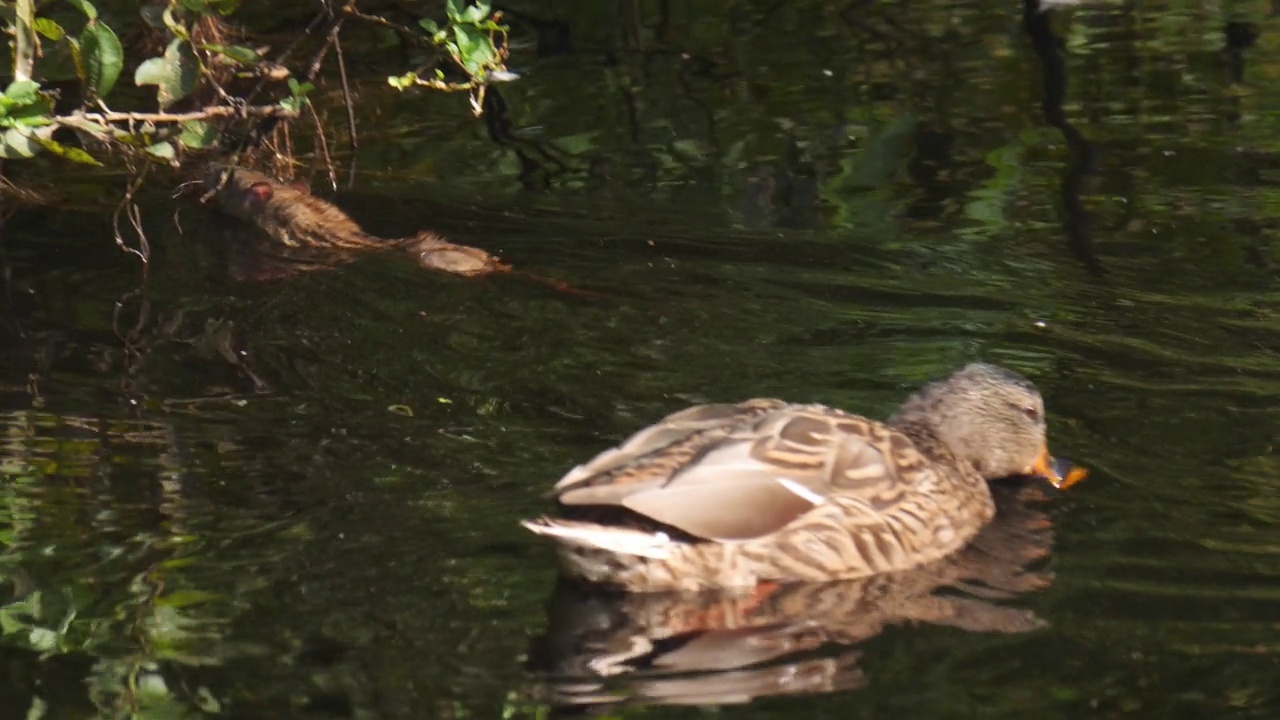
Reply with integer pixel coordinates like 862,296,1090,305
1021,405,1041,422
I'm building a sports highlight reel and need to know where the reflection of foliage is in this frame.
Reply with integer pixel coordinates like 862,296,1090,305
0,410,305,718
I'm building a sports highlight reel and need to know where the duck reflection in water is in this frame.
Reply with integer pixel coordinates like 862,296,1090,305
527,480,1056,709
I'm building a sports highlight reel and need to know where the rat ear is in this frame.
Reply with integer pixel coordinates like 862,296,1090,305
247,182,275,202
286,180,311,195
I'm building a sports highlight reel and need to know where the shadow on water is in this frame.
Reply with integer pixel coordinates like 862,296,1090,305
5,0,1280,718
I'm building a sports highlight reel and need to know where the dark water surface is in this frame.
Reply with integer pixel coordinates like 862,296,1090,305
5,0,1280,717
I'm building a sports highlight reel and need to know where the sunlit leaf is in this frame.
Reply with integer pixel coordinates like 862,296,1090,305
145,141,175,159
24,696,47,720
64,0,97,19
445,0,465,22
81,21,124,98
388,72,417,90
3,80,41,106
452,25,496,76
419,18,439,34
32,135,101,165
0,128,43,158
279,78,313,112
27,627,59,652
194,687,221,713
178,119,217,148
203,43,258,64
0,606,28,634
136,671,169,700
33,18,65,41
134,39,200,108
462,0,491,24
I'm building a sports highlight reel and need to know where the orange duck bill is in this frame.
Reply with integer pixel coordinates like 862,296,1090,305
1029,448,1089,490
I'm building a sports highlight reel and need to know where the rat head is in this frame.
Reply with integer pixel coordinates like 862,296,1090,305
202,165,278,220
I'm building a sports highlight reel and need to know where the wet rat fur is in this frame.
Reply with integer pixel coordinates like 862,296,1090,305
203,166,509,277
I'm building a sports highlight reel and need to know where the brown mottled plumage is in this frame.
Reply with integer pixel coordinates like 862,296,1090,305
202,166,508,277
522,363,1074,591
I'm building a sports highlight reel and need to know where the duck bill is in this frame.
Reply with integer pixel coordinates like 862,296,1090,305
1029,448,1089,490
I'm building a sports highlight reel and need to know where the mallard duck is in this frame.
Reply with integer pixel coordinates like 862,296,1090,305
521,363,1080,592
530,485,1053,708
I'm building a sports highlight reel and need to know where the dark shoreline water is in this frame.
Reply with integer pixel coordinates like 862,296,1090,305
5,0,1280,717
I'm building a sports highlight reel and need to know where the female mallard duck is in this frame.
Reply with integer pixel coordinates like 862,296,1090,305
521,363,1080,592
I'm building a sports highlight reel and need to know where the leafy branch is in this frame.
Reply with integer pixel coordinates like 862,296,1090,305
375,0,515,117
1,0,512,167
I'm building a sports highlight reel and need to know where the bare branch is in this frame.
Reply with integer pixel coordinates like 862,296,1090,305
53,106,299,127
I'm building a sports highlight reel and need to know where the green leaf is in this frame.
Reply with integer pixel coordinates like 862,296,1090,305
202,43,258,64
32,135,101,165
179,0,209,12
0,128,42,157
134,58,166,87
453,24,496,76
27,627,59,652
10,111,54,127
80,22,123,98
462,0,491,24
134,39,200,108
64,0,98,20
178,119,217,148
388,72,417,90
3,80,41,106
445,0,465,22
419,18,439,34
0,128,44,158
144,140,175,159
3,89,51,121
278,78,312,111
0,606,27,634
33,18,65,41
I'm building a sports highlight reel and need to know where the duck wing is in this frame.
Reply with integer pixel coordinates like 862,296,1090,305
553,399,789,505
562,405,917,542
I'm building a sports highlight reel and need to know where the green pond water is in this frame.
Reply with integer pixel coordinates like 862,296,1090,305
4,0,1280,717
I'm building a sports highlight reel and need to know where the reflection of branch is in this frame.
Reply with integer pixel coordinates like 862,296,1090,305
53,106,297,127
112,166,152,273
1022,0,1105,276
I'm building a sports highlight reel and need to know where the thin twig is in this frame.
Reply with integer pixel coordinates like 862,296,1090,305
342,6,419,36
247,8,331,103
307,101,338,192
54,106,297,126
330,21,359,184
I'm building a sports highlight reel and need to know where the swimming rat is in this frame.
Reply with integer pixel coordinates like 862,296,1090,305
202,165,509,277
